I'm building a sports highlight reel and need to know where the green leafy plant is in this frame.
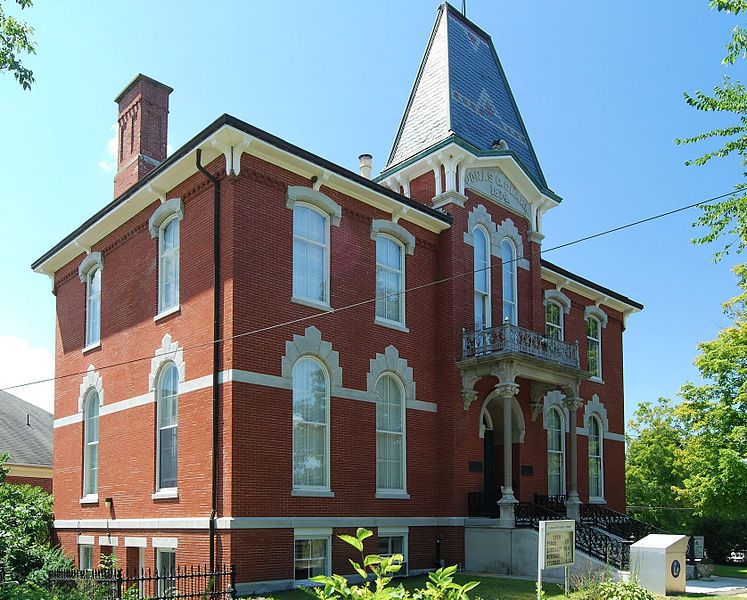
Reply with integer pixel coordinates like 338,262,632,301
307,528,478,600
592,580,655,600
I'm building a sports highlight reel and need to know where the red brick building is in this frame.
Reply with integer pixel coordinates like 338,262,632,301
33,4,641,592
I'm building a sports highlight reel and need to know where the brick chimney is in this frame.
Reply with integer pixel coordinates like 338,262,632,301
113,74,173,197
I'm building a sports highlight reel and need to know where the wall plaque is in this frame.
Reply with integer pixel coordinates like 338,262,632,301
464,167,531,220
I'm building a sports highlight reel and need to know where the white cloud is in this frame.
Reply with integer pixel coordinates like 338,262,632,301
167,143,173,157
0,336,54,414
98,123,118,173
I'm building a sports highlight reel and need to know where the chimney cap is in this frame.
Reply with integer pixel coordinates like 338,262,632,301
115,73,173,104
358,153,373,161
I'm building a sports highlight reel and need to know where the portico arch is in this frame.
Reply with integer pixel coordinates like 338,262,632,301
479,391,525,443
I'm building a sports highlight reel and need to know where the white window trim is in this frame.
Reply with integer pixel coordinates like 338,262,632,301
85,266,102,348
155,362,179,494
82,389,99,499
292,356,331,494
153,538,178,549
545,299,564,340
370,219,416,255
375,373,407,496
501,237,518,325
588,414,605,502
376,528,408,576
547,406,566,496
293,531,332,585
473,225,492,331
157,214,181,316
79,544,94,570
375,234,407,327
293,202,332,307
586,316,603,381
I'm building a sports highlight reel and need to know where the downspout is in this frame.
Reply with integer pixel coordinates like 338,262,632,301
196,149,221,571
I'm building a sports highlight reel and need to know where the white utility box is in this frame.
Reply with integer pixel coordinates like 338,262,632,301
630,534,689,596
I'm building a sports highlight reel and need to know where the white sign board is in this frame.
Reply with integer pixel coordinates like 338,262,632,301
693,536,704,560
539,520,576,569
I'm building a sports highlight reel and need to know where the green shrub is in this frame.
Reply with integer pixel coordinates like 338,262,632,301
576,579,655,600
307,528,478,600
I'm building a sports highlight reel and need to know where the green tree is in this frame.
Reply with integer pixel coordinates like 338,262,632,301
0,0,35,90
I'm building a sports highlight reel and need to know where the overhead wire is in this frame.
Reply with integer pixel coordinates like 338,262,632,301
0,188,735,394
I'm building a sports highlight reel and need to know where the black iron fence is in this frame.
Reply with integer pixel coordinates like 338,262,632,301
48,565,235,600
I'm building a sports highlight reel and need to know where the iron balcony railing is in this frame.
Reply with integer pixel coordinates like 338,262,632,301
462,323,580,368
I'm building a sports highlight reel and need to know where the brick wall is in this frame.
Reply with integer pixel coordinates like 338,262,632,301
5,474,52,493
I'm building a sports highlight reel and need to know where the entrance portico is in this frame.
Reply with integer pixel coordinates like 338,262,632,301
460,323,589,524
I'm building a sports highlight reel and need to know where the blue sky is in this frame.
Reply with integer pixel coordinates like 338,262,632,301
0,1,743,416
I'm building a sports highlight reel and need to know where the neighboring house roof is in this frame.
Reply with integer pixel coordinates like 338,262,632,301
0,391,52,467
387,3,547,186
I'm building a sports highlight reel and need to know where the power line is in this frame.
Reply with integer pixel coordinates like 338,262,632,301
0,188,734,394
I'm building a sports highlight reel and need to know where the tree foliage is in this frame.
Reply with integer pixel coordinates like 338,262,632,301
0,455,72,584
676,0,747,260
0,0,35,90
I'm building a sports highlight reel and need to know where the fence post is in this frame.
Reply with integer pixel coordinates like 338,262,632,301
230,564,236,599
116,568,123,600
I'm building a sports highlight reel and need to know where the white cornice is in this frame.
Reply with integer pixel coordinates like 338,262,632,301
34,125,450,276
541,265,641,317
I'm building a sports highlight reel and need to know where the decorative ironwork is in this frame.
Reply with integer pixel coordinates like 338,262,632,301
467,491,499,518
48,564,236,599
462,324,580,368
534,494,568,516
515,502,631,571
581,504,666,542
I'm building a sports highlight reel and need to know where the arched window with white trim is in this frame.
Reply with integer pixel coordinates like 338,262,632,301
82,389,99,497
156,362,179,491
587,316,602,379
86,267,101,347
547,406,566,496
588,415,604,500
376,374,406,493
545,300,563,340
473,227,491,331
292,357,330,490
376,235,405,325
293,204,330,305
158,216,180,313
501,239,517,325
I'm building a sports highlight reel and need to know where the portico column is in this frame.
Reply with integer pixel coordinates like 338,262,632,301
564,396,583,520
495,381,520,527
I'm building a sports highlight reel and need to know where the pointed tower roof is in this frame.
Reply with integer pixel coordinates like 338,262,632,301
387,3,547,187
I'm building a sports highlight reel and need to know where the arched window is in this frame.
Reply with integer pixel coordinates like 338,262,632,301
86,267,101,347
588,415,604,500
83,390,99,497
547,406,566,496
587,316,602,378
545,300,563,340
473,227,491,331
158,217,180,313
501,239,517,325
376,374,406,492
376,235,405,325
293,205,329,305
156,363,179,491
292,357,330,490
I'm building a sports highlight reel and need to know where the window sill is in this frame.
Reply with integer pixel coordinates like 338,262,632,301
589,376,604,384
154,306,180,322
374,317,409,333
291,296,333,312
291,489,335,498
80,494,99,505
152,488,179,500
588,497,607,505
82,341,101,354
375,491,410,500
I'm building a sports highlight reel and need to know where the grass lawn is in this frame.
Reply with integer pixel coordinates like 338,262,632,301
265,573,747,600
713,563,747,579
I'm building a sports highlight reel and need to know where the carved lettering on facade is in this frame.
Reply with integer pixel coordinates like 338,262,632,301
464,168,530,219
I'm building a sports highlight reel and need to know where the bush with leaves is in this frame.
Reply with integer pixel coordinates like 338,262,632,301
307,528,478,600
0,454,72,583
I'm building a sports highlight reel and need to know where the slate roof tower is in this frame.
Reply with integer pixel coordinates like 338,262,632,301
386,3,547,188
